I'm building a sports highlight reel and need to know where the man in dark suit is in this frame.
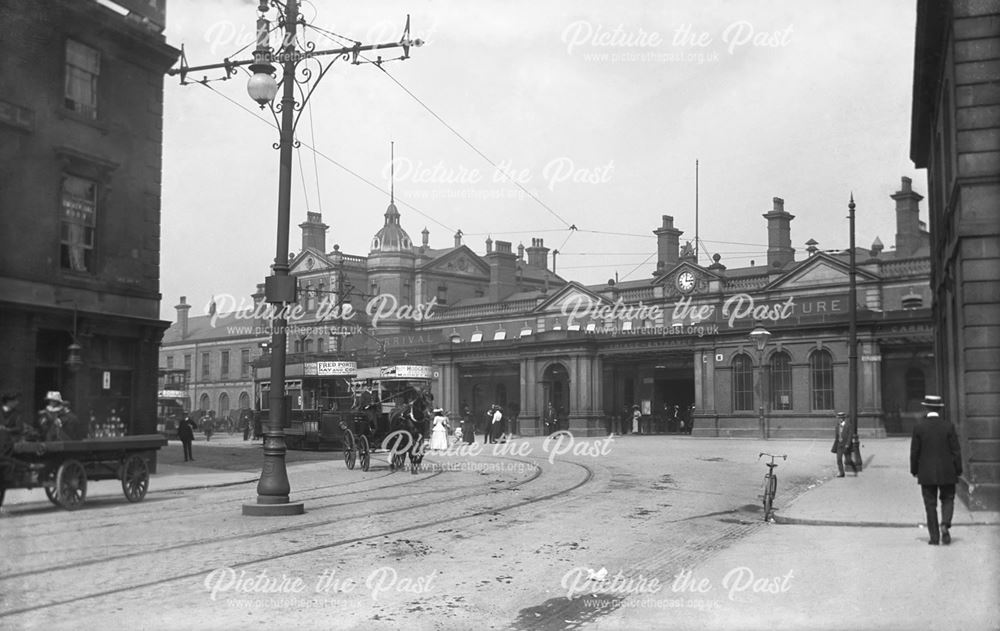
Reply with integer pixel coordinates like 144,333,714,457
831,412,857,477
910,395,963,545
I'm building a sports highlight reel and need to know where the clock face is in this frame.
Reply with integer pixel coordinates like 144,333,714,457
677,271,695,293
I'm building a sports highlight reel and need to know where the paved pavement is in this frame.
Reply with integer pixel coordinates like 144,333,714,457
591,437,1000,631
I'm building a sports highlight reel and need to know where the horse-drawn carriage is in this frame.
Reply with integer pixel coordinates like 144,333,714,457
257,364,435,473
339,375,433,474
0,433,166,510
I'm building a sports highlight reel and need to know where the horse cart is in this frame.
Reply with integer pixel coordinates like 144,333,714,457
0,434,166,510
259,364,435,473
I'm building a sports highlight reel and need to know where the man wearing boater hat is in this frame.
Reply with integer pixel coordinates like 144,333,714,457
910,395,963,545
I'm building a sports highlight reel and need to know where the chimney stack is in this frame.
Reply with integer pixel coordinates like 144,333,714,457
486,240,517,301
763,197,795,269
175,296,191,339
653,215,683,271
892,176,925,257
299,212,328,253
525,238,550,269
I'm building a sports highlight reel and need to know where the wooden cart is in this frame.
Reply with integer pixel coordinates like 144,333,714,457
0,434,166,510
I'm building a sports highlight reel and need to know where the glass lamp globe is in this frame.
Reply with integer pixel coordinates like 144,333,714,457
247,72,278,107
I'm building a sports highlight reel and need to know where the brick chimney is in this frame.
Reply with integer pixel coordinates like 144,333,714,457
892,176,925,257
653,215,682,271
486,240,517,301
525,238,550,269
299,211,328,253
175,296,191,339
763,197,795,269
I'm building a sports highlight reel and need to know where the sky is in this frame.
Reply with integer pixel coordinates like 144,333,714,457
159,0,926,322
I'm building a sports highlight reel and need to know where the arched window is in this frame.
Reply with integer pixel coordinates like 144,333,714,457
770,351,793,410
239,392,250,410
199,393,210,411
732,353,754,411
318,338,326,353
810,349,834,410
219,392,230,419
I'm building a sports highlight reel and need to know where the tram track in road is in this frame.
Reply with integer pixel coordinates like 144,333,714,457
0,456,595,621
0,453,547,581
0,454,430,538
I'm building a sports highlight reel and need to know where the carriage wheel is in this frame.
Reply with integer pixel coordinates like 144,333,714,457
121,455,149,503
359,435,371,472
343,430,357,470
44,486,60,506
55,459,87,510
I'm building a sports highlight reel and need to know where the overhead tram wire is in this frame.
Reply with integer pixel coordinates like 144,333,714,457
307,100,324,215
194,81,455,234
295,140,310,211
304,21,575,232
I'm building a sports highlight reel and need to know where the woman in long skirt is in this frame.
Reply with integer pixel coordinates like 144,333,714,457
429,408,450,451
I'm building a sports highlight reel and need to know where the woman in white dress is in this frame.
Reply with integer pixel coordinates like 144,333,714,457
429,408,450,451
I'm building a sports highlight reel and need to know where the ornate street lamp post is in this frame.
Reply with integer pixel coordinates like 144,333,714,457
168,0,421,516
749,323,771,439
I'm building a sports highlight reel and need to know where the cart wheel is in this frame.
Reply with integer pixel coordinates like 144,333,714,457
121,455,149,502
44,486,60,506
55,459,87,510
343,430,357,470
359,435,371,472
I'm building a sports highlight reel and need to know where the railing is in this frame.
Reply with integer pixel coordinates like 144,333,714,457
434,298,541,321
723,274,770,291
879,258,931,278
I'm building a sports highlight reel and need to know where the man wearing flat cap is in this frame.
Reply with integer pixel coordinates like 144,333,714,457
910,395,963,545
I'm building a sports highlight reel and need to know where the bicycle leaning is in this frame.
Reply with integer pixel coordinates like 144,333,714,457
759,452,787,522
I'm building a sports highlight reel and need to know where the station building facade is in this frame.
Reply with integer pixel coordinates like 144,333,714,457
161,178,935,443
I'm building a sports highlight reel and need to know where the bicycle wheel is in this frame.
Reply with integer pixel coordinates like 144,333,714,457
762,474,774,521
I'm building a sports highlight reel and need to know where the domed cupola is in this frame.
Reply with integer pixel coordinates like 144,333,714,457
370,201,413,253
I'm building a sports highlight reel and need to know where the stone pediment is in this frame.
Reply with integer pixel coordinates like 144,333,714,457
289,248,333,275
653,262,721,297
532,281,610,315
767,252,879,290
423,246,489,277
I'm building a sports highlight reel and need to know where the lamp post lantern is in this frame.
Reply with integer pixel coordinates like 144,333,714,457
749,323,771,439
167,0,422,516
